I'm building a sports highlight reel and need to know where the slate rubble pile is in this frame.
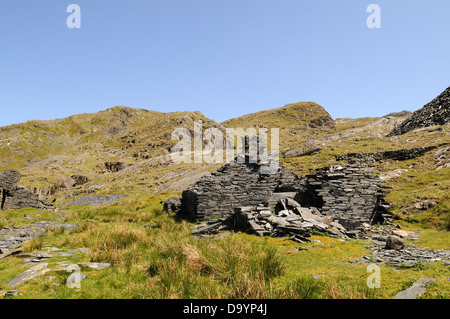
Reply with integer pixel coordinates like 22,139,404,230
356,240,450,268
57,194,125,207
341,226,450,267
191,218,230,238
233,195,349,242
0,222,78,258
387,86,450,137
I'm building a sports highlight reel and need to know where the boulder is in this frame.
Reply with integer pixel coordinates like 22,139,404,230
392,229,408,238
385,235,405,250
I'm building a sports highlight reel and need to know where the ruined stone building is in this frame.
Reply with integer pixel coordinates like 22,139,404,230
181,160,303,221
180,161,389,231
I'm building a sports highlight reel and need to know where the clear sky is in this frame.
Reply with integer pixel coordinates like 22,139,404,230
0,0,449,126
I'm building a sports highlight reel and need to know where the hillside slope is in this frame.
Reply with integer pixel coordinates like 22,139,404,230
222,102,336,154
0,100,448,229
0,102,339,202
0,106,221,201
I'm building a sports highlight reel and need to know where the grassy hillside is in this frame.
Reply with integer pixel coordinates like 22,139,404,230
1,103,448,228
222,102,336,153
0,106,222,200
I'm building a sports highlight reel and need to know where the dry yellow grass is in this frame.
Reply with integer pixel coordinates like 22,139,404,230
22,237,43,252
182,244,212,274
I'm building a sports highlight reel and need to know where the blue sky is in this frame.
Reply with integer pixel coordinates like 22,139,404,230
0,0,449,126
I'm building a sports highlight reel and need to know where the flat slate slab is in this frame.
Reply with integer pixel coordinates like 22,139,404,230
78,262,111,270
393,278,436,299
19,252,54,259
7,263,49,287
0,247,23,260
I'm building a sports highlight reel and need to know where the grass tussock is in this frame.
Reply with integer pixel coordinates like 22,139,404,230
145,233,286,299
22,237,43,252
64,222,150,265
182,244,212,274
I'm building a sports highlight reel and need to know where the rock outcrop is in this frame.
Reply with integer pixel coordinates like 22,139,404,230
387,86,450,136
105,162,127,172
0,169,21,191
0,169,49,210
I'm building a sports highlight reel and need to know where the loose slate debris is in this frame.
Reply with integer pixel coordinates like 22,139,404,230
19,252,54,259
66,272,87,288
354,243,450,267
78,248,89,254
191,218,230,236
0,246,24,260
387,86,450,136
78,262,111,270
347,226,450,267
4,290,22,297
20,251,54,265
0,222,79,260
191,197,350,243
233,197,349,239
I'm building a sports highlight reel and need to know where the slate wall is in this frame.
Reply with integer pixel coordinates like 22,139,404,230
304,165,387,231
180,161,303,221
